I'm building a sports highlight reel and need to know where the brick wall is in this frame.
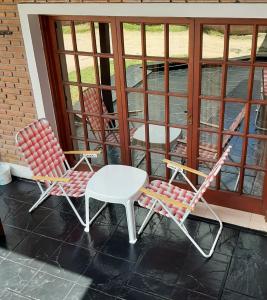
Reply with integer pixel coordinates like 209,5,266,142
0,0,266,166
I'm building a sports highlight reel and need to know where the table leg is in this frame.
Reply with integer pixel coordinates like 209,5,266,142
125,199,137,244
84,195,90,232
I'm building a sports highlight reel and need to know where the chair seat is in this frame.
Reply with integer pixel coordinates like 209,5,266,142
50,170,95,197
138,180,195,221
106,127,137,143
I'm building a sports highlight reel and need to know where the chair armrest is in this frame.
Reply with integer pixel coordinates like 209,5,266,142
140,187,193,211
64,150,101,156
32,176,70,183
163,159,208,178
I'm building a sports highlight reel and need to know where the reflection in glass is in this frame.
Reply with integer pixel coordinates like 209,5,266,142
86,116,103,141
79,56,96,84
69,114,84,139
250,104,267,135
147,61,165,91
170,129,187,156
199,131,218,160
220,165,240,192
226,66,250,100
60,54,77,82
151,152,166,178
98,57,115,86
201,65,222,97
123,23,142,56
198,162,216,189
75,22,93,52
202,25,224,60
127,92,144,119
89,142,104,166
225,135,243,164
131,149,146,171
169,64,188,93
243,169,264,197
246,138,267,168
223,102,245,133
169,25,189,58
64,85,80,111
94,22,113,54
228,25,253,61
169,97,187,125
146,24,164,57
256,26,267,63
148,94,165,122
107,146,121,164
252,67,265,100
56,21,73,51
200,100,220,129
129,122,144,148
125,59,143,88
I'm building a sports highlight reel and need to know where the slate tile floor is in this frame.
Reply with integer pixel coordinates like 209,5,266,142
0,178,267,299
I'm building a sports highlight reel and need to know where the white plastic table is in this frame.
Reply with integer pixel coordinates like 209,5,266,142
133,124,181,150
84,165,148,244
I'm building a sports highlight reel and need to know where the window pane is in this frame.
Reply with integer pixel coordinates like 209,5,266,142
226,66,250,100
56,21,73,51
202,25,224,60
75,22,93,53
220,165,240,192
169,24,189,58
79,56,96,84
201,65,222,97
131,149,146,171
107,145,121,164
225,135,243,164
123,23,142,56
252,67,265,100
60,54,76,82
148,94,165,122
64,85,80,111
243,169,265,197
146,24,164,57
147,61,165,92
94,22,113,54
151,152,166,178
98,57,115,86
200,99,220,129
89,142,104,166
69,113,84,139
169,63,188,93
256,26,267,63
130,122,145,148
169,97,187,126
199,132,218,160
224,102,245,133
170,129,187,157
127,92,144,119
125,59,143,88
250,104,267,135
228,25,253,61
246,138,267,169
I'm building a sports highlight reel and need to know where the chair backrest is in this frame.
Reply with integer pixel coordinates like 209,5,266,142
15,118,67,178
83,88,110,138
192,145,231,205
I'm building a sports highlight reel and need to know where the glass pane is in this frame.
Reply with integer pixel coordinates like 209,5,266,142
220,165,240,192
169,97,187,125
225,135,243,164
256,26,267,63
123,23,142,56
246,138,267,169
228,25,253,61
60,54,76,82
101,89,117,114
170,129,187,157
146,24,164,57
202,25,224,60
250,104,267,135
98,57,115,86
56,21,73,51
130,122,145,148
127,92,144,119
89,142,104,166
94,22,113,54
169,24,189,58
198,162,216,189
131,149,146,171
107,145,121,164
151,152,166,178
125,59,143,88
86,116,103,142
79,56,96,84
69,113,84,139
252,67,265,100
243,169,265,197
75,22,93,52
201,65,222,97
148,94,165,122
104,118,119,144
226,66,250,100
64,85,80,111
147,61,165,91
169,156,187,183
72,139,85,151
200,99,220,129
224,102,245,133
169,63,188,93
199,132,218,160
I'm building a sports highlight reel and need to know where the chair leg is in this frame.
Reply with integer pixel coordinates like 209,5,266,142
29,192,50,213
138,201,157,235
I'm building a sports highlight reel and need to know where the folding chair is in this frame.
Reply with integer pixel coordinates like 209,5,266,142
15,118,107,232
83,87,139,143
138,146,232,258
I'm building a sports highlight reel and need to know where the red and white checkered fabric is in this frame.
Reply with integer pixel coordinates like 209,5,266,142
16,119,67,178
138,180,195,221
50,170,94,197
105,127,137,143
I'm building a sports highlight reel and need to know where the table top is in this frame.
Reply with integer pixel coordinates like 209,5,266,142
133,124,181,145
85,165,148,203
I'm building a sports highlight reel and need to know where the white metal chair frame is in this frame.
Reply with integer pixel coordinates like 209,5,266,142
139,147,231,258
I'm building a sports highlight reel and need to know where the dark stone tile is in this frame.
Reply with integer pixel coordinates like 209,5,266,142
0,225,28,258
135,242,185,285
79,252,134,296
95,203,125,226
127,272,175,299
66,222,116,251
65,285,116,300
119,287,166,300
0,196,25,224
178,252,229,298
7,232,61,269
0,290,32,299
225,255,267,299
33,210,79,241
4,203,52,232
102,226,145,262
40,242,96,282
21,271,73,300
172,287,216,300
221,289,256,300
193,221,239,256
0,259,37,298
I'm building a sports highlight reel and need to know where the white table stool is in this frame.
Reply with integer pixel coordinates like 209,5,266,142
85,165,148,244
